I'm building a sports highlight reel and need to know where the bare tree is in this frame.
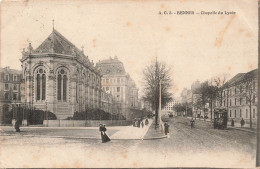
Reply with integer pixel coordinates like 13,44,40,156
240,73,257,129
213,74,228,107
143,59,173,127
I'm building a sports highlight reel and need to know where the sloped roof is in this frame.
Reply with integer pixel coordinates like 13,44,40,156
223,69,258,88
0,67,22,74
96,57,126,76
35,29,83,56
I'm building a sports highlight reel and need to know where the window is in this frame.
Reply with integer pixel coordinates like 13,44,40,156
106,79,109,83
57,69,68,101
13,93,17,100
5,74,9,81
253,109,255,118
224,100,225,106
36,68,46,101
4,84,9,90
13,75,17,81
230,110,231,117
235,88,237,95
235,98,236,105
224,91,225,97
240,97,242,105
246,109,248,118
117,78,120,83
4,93,9,100
240,109,242,117
253,95,256,104
13,85,17,91
235,110,236,118
117,87,120,92
230,99,231,106
121,78,124,83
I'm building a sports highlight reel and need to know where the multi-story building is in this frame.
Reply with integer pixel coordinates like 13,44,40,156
20,29,102,120
162,98,180,114
96,56,139,119
0,67,22,124
100,90,114,114
220,69,257,127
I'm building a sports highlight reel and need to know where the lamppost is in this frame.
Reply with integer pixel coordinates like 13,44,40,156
45,100,48,127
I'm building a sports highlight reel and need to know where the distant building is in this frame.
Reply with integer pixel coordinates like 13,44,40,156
0,67,22,124
20,29,102,120
219,69,257,127
96,57,139,119
162,99,180,114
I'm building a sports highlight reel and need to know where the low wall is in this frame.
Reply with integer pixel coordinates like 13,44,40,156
43,120,132,127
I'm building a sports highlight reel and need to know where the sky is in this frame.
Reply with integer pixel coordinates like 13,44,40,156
0,0,258,98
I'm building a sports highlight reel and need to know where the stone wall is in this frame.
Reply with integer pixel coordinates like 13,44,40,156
43,120,132,127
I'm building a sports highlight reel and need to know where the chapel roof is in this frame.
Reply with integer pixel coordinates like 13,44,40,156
35,29,83,56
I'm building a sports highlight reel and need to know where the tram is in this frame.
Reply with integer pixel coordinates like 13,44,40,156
213,108,228,129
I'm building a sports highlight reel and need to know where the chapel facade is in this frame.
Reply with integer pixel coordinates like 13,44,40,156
20,29,102,119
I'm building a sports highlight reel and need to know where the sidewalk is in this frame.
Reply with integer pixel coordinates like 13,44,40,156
143,119,167,139
185,116,257,133
0,119,166,140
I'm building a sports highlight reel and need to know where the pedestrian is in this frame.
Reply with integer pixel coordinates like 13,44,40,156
164,122,169,135
240,118,245,128
14,120,20,132
231,119,234,127
99,124,110,143
137,120,140,128
145,119,149,126
190,119,195,128
141,121,144,128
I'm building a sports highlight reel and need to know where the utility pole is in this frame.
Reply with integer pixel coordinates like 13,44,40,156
256,1,260,166
158,79,162,129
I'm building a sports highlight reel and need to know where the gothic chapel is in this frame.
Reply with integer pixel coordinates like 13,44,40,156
20,29,102,119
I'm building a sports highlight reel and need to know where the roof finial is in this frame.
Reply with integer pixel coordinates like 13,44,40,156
52,19,55,30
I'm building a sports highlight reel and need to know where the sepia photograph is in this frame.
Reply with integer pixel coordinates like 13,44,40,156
0,0,259,168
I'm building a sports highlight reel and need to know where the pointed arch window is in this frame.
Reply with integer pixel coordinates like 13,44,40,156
36,68,46,101
57,69,68,101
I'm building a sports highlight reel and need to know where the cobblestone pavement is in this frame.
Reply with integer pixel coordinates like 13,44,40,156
0,117,256,168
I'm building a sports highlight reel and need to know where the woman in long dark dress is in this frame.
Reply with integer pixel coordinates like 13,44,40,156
102,125,110,143
99,124,110,143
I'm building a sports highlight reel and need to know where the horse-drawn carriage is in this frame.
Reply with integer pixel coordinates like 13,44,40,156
213,108,228,129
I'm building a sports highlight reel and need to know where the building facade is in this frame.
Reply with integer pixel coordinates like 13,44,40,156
20,29,102,120
220,69,257,127
0,67,22,124
96,57,139,119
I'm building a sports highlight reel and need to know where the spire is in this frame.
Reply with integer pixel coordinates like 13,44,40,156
52,19,55,31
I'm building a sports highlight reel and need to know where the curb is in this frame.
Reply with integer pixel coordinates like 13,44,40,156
0,133,168,140
227,127,257,134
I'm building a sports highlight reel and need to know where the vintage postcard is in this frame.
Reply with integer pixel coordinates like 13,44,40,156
0,0,259,168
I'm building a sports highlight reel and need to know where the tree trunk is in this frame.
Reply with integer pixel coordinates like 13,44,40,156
204,105,206,121
210,99,213,121
250,103,252,129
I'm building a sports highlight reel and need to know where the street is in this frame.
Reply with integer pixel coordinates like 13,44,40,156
0,116,256,168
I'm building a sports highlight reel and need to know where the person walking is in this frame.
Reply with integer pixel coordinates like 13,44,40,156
141,121,144,128
190,119,195,128
164,122,169,135
231,119,234,127
14,120,20,132
240,118,245,128
145,119,149,126
99,124,110,143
